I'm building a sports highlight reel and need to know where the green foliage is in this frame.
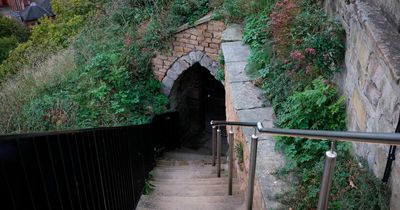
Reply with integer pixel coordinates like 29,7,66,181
0,0,96,82
0,16,30,42
241,0,390,209
275,78,389,209
1,0,215,133
215,67,225,82
215,53,225,81
215,0,275,23
243,0,345,110
169,0,209,25
0,16,30,63
276,78,346,169
0,36,18,62
235,142,244,170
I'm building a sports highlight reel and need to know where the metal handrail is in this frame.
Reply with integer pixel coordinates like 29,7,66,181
210,120,400,210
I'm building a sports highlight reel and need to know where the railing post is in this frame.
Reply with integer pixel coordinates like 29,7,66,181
217,127,222,178
212,126,217,166
228,128,234,195
246,134,258,210
317,143,337,210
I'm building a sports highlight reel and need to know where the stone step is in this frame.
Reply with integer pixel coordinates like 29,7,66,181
153,167,226,174
150,182,241,192
137,196,245,210
150,187,241,197
139,194,244,204
162,152,226,161
156,159,227,166
150,178,239,186
152,171,228,179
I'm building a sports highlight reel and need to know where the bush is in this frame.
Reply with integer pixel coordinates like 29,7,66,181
0,0,95,83
0,36,18,62
0,16,30,42
275,78,389,209
242,0,390,209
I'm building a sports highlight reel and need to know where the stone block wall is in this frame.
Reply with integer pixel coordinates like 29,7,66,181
324,0,400,208
151,16,224,81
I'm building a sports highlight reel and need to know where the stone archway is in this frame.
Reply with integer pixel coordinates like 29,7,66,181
160,50,220,95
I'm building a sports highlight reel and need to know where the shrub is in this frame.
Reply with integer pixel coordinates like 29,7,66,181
0,16,30,42
0,36,18,62
242,0,390,209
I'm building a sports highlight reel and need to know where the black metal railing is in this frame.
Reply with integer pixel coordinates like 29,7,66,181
210,119,400,210
0,112,179,210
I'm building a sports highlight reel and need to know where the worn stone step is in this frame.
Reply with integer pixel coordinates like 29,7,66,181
153,167,226,174
157,159,227,166
139,194,244,204
151,187,241,197
137,196,245,210
152,171,228,179
150,182,241,192
150,177,238,185
162,152,226,161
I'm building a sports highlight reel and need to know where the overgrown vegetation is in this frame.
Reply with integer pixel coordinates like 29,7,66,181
235,142,244,170
0,0,213,133
0,0,94,81
236,0,390,209
0,16,30,63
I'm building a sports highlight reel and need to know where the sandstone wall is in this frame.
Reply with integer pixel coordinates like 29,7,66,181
324,0,400,208
151,15,224,81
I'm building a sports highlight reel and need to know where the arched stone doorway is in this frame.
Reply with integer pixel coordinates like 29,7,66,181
169,63,226,153
164,51,226,154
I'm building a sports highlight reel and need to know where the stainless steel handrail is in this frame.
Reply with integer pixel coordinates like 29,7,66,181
210,120,400,210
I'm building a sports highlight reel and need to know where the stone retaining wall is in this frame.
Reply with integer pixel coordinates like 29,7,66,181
222,25,289,210
324,0,400,208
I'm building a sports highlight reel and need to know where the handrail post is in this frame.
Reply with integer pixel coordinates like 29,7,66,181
228,128,234,195
217,127,221,178
212,126,217,166
317,142,337,210
246,134,258,210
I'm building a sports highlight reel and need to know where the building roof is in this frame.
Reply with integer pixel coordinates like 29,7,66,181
19,0,54,22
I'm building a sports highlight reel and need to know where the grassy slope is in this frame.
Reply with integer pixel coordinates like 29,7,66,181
0,0,210,133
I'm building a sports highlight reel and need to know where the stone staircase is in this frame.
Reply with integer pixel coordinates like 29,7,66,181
136,149,245,210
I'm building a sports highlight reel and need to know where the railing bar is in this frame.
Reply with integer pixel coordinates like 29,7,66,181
126,129,134,210
103,130,113,209
73,134,90,210
228,130,234,195
46,136,65,210
88,131,105,210
110,130,122,209
93,131,108,210
118,128,129,210
246,134,258,210
80,133,97,209
211,121,400,145
16,139,38,210
127,128,137,208
258,126,400,145
1,147,18,210
217,127,221,178
211,121,258,127
114,129,125,209
66,134,84,210
56,135,75,210
32,137,53,210
212,126,216,166
107,130,119,210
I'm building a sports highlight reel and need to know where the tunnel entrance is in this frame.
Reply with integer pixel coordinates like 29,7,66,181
169,63,227,154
